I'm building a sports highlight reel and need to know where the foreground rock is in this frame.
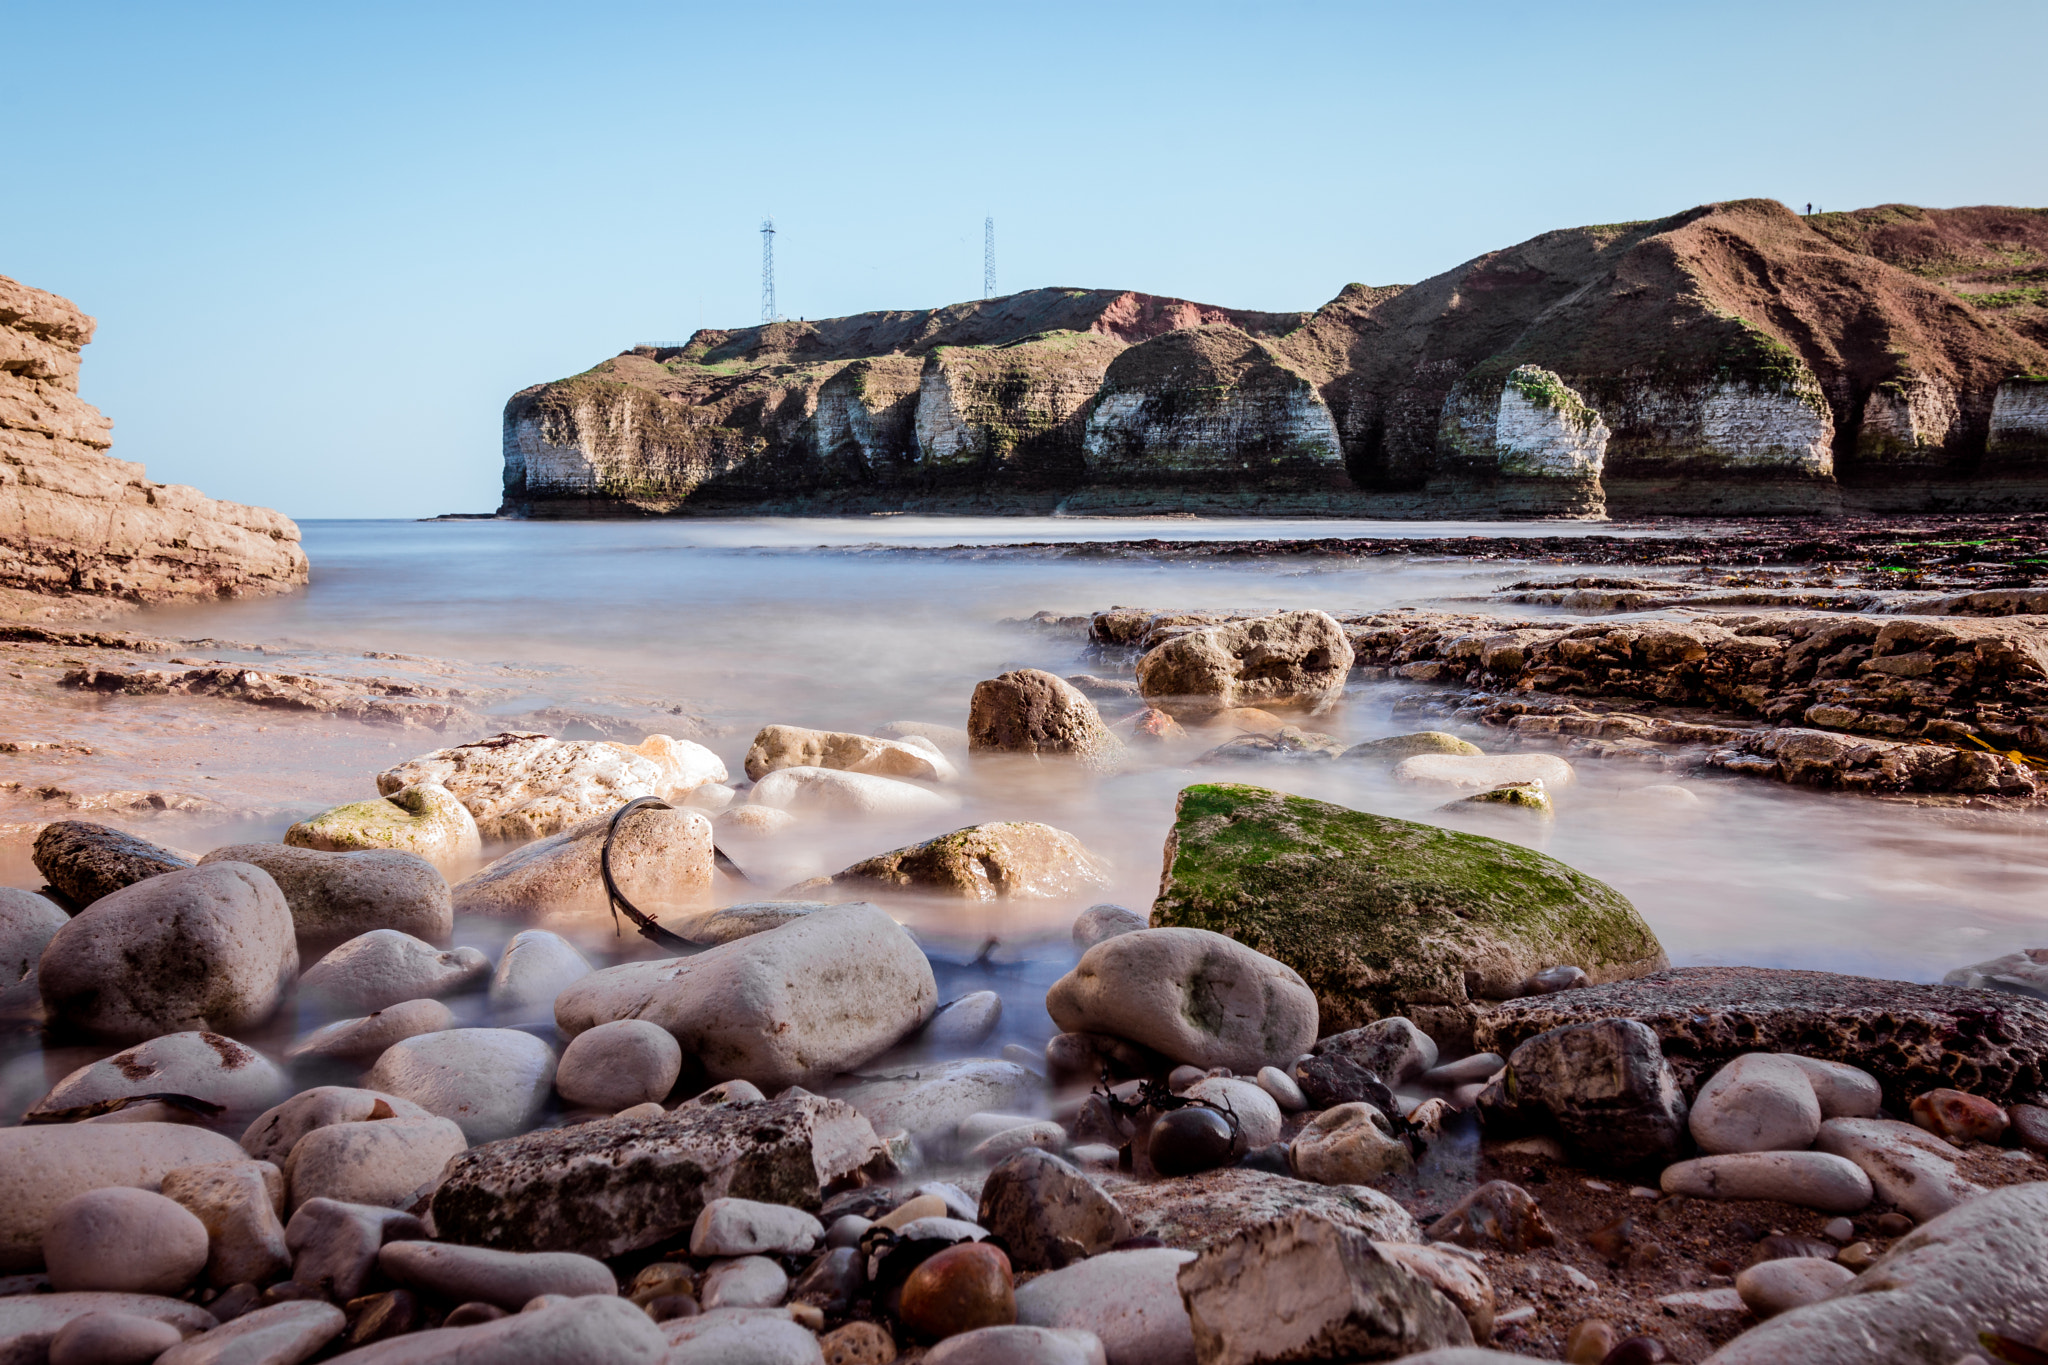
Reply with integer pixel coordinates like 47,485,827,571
158,1160,291,1288
196,844,451,944
430,1094,883,1257
556,903,937,1090
37,862,297,1041
285,783,482,867
978,1150,1132,1271
362,1028,557,1142
42,1187,209,1294
969,669,1125,772
240,1086,437,1166
159,1301,345,1365
299,929,490,1013
1150,784,1666,1038
0,887,68,1018
283,1114,469,1210
451,804,713,928
1476,965,2048,1106
0,1124,245,1271
1014,1247,1197,1365
1135,612,1354,718
1812,1117,1984,1221
801,822,1110,902
1108,1169,1418,1251
31,820,193,907
746,723,956,783
0,1293,216,1365
1483,1018,1689,1166
29,1031,288,1129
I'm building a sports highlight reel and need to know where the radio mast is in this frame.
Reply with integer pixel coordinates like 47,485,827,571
983,216,996,299
761,218,777,324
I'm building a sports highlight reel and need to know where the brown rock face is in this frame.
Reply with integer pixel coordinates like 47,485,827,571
32,819,194,908
968,669,1124,771
1,275,307,614
1136,611,1354,718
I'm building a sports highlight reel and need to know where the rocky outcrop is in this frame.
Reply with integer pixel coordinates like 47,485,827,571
1,275,307,614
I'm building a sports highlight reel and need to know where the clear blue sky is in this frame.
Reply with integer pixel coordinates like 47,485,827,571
6,1,2043,519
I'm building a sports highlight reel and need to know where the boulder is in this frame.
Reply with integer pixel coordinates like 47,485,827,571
832,1059,1035,1138
1659,1152,1873,1212
746,724,957,783
42,1187,209,1294
1135,612,1354,719
1483,1018,1688,1167
240,1087,436,1166
1341,733,1482,763
0,1294,215,1365
158,1161,289,1289
362,1028,557,1143
1149,785,1665,1039
0,1123,245,1272
1014,1248,1197,1365
555,903,937,1091
31,820,193,908
1045,927,1317,1073
156,1301,346,1365
802,822,1109,902
428,1094,884,1258
376,1240,616,1310
1689,1053,1824,1154
1392,753,1577,790
748,766,960,817
978,1150,1132,1272
1812,1117,1984,1221
556,1019,684,1112
29,1032,288,1130
299,930,489,1013
451,805,714,929
968,670,1125,772
0,887,68,1018
488,930,594,1017
286,999,456,1065
37,862,297,1042
285,783,482,867
283,1116,469,1210
377,731,726,843
1108,1168,1418,1252
195,844,450,945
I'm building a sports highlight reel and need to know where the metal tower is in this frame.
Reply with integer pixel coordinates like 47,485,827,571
984,216,995,299
760,217,777,324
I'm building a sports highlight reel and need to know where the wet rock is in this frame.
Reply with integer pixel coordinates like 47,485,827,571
557,903,937,1091
790,1245,865,1315
2011,1102,2048,1154
1125,708,1188,745
806,822,1109,902
286,999,456,1065
818,1319,897,1364
966,670,1125,774
301,930,489,1014
1135,611,1353,719
692,1198,824,1257
240,1087,434,1166
1689,1054,1823,1154
282,1116,468,1211
285,782,482,866
1373,1241,1495,1342
664,1306,820,1363
1316,1017,1439,1084
1341,732,1482,763
1194,728,1345,766
1046,927,1316,1073
1781,1056,1882,1118
1733,1258,1854,1318
748,724,957,783
159,1161,289,1289
377,1240,615,1310
1485,1018,1688,1166
0,887,67,1019
195,844,450,946
750,766,960,818
1177,1211,1472,1365
1151,785,1665,1038
30,1031,288,1130
37,863,296,1042
1476,965,2048,1108
378,731,726,843
1444,780,1554,819
0,1123,245,1273
1659,1152,1872,1212
362,1028,557,1143
1148,1108,1237,1177
1394,752,1577,791
901,1242,1016,1340
451,804,714,929
925,992,1004,1049
31,820,193,908
672,901,836,944
45,1311,188,1365
1071,904,1145,951
970,1123,1066,1162
1013,1248,1197,1365
0,1294,216,1365
1294,1052,1399,1114
429,1094,882,1258
1184,1078,1281,1148
1812,1117,1984,1221
1044,1032,1167,1088
1909,1087,2009,1143
43,1188,209,1293
555,1019,682,1112
488,929,593,1017
1425,1182,1556,1253
155,1301,345,1365
924,1325,1106,1365
1111,1168,1418,1252
1255,1066,1307,1111
1941,946,2048,999
978,1150,1132,1272
701,1255,789,1308
1519,965,1588,995
875,720,971,755
1291,1103,1413,1184
282,1198,427,1302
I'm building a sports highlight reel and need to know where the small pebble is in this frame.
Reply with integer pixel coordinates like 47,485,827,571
1495,1306,1537,1326
345,1289,417,1346
47,1313,184,1365
1822,1217,1855,1242
1836,1241,1877,1270
1256,1065,1307,1112
1566,1319,1618,1364
819,1321,897,1365
1735,1257,1855,1317
444,1302,508,1326
1167,1065,1206,1091
1909,1088,2009,1144
1874,1212,1914,1236
642,1294,700,1322
877,1195,949,1231
1521,964,1589,995
1147,1107,1235,1176
629,1263,694,1303
700,1256,788,1308
827,1215,874,1249
1602,1337,1669,1365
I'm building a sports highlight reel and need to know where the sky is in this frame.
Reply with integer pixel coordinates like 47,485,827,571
6,1,2045,520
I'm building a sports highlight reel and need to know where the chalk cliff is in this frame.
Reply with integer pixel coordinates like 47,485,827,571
0,276,307,616
503,200,2048,518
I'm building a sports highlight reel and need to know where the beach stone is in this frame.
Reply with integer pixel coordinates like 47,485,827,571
835,1059,1034,1140
1316,1017,1438,1084
43,1188,209,1293
1445,780,1554,819
285,783,481,866
300,929,489,1014
747,724,957,783
196,844,449,945
1294,1052,1399,1114
1111,1168,1417,1251
0,1123,245,1273
337,1294,665,1364
826,1214,873,1249
1342,732,1483,763
240,1087,435,1165
720,804,798,836
928,992,1004,1047
1177,1211,1472,1365
968,670,1124,773
154,1300,345,1365
1147,1108,1236,1176
378,1240,615,1310
1910,1087,2010,1143
663,1307,821,1364
978,1150,1131,1272
692,1198,824,1257
2011,1102,2048,1154
285,1000,456,1065
1373,1242,1495,1342
557,903,937,1091
876,1195,949,1232
1485,1018,1689,1166
0,1294,216,1365
1425,1053,1507,1087
1046,927,1316,1073
1255,1066,1307,1111
1941,946,2048,998
902,1242,1015,1340
159,1161,289,1288
0,887,67,1019
679,1078,768,1110
1689,1053,1824,1154
1659,1152,1873,1212
1425,1182,1556,1253
672,902,836,945
489,930,594,1017
29,1031,288,1130
1184,1077,1282,1149
1125,708,1188,745
817,1320,895,1364
1014,1248,1196,1365
750,766,959,818
1071,905,1144,951
1812,1117,1984,1221
1733,1257,1854,1318
804,822,1108,902
557,1018,683,1111
1701,1181,2048,1365
1781,1056,1882,1119
429,1094,883,1258
1393,752,1577,791
282,1116,468,1211
1519,964,1587,995
32,820,193,908
1135,611,1353,718
1194,727,1345,766
702,1256,789,1309
1291,1103,1414,1184
46,1312,188,1365
969,1123,1067,1162
282,1198,425,1302
876,720,971,755
925,1326,1106,1365
362,1028,556,1142
37,862,296,1042
450,805,714,929
1475,965,2048,1108
1150,784,1664,1039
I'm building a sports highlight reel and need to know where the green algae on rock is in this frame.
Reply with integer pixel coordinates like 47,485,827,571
1340,732,1483,763
1149,783,1666,1038
800,821,1109,902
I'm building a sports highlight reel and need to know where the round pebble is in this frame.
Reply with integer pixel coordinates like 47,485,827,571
899,1241,1016,1340
1910,1088,2010,1144
555,1019,683,1112
1167,1065,1205,1092
1822,1216,1854,1242
1735,1257,1856,1318
643,1294,700,1322
1689,1053,1822,1154
43,1187,209,1294
1255,1065,1307,1112
827,1214,874,1249
47,1313,186,1365
1565,1318,1617,1364
701,1255,788,1308
1147,1107,1235,1176
443,1302,508,1327
1660,1151,1872,1212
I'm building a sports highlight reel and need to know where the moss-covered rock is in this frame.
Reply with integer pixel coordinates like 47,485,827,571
804,821,1109,901
1341,732,1482,763
1443,781,1555,820
1149,784,1666,1040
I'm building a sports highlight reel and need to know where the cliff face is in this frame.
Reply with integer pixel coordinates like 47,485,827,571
504,201,2048,519
0,276,308,616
